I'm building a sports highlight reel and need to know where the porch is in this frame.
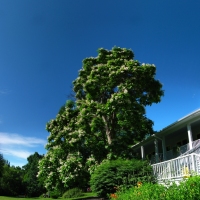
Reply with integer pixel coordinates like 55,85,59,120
131,109,200,184
132,110,200,166
150,139,200,164
152,153,200,184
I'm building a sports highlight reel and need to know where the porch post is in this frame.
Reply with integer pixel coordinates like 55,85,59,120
162,136,167,161
154,139,159,163
187,124,193,150
141,145,145,160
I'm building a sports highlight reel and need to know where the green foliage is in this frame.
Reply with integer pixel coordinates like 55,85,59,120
0,154,5,177
0,152,46,197
38,47,164,190
62,188,83,198
115,176,200,200
50,190,60,199
0,164,25,196
38,100,90,191
114,182,165,200
90,158,155,197
23,152,45,197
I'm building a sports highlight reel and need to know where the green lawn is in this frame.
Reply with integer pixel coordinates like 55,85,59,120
0,197,46,200
0,197,52,200
0,192,98,200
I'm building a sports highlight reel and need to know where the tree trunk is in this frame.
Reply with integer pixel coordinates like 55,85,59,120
102,116,112,144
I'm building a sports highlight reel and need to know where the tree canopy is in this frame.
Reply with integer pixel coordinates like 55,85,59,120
38,47,164,191
23,152,45,197
0,152,44,197
0,153,5,178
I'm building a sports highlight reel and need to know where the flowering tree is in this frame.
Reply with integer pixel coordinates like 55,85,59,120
73,47,163,158
38,101,89,191
38,47,164,190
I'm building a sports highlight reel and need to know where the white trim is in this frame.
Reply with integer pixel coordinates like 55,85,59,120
187,124,193,150
141,146,144,160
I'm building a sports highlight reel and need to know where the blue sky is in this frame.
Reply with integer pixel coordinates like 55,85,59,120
0,0,200,167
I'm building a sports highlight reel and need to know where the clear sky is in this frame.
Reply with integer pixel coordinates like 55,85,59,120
0,0,200,167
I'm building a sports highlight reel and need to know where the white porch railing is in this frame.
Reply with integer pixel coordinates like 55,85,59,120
179,143,190,154
192,139,200,147
151,153,200,181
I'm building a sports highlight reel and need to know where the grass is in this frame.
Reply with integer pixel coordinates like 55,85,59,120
0,197,55,200
0,192,99,200
0,197,50,200
66,192,99,199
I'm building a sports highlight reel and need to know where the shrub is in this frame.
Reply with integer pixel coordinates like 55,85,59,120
90,158,155,197
175,176,200,199
114,182,166,200
115,176,200,200
50,190,60,199
62,187,83,198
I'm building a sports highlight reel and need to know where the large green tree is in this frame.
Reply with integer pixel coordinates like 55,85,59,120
23,152,45,197
0,163,25,196
38,47,164,190
0,154,5,177
73,47,163,158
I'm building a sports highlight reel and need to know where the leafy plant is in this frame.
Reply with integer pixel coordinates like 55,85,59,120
62,187,83,198
50,190,60,199
23,152,45,197
0,154,5,178
90,158,155,197
115,175,200,200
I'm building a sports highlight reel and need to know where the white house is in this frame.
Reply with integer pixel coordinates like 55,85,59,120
132,109,200,183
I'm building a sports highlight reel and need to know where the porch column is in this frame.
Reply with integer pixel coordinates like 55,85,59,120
162,136,167,161
154,139,159,163
141,145,145,160
187,124,193,150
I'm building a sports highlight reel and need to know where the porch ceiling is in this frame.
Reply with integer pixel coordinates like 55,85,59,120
132,109,200,150
156,110,200,137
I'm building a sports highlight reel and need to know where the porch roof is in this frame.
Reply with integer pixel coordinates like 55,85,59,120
132,108,200,150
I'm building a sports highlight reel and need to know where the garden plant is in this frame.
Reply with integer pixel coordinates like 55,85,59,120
112,175,200,200
90,158,155,198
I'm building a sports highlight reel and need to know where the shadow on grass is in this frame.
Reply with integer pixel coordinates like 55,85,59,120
70,193,104,200
73,197,101,200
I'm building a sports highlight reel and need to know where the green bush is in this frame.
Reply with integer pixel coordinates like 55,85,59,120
115,176,200,200
90,158,155,197
62,187,83,198
174,176,200,199
50,190,60,199
115,182,165,200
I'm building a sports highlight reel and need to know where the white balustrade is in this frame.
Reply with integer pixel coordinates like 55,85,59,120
152,153,200,181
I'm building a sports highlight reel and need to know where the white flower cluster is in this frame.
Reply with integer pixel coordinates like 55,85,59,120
78,129,85,137
68,137,78,144
108,71,116,77
124,89,128,94
120,65,129,71
86,155,99,174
